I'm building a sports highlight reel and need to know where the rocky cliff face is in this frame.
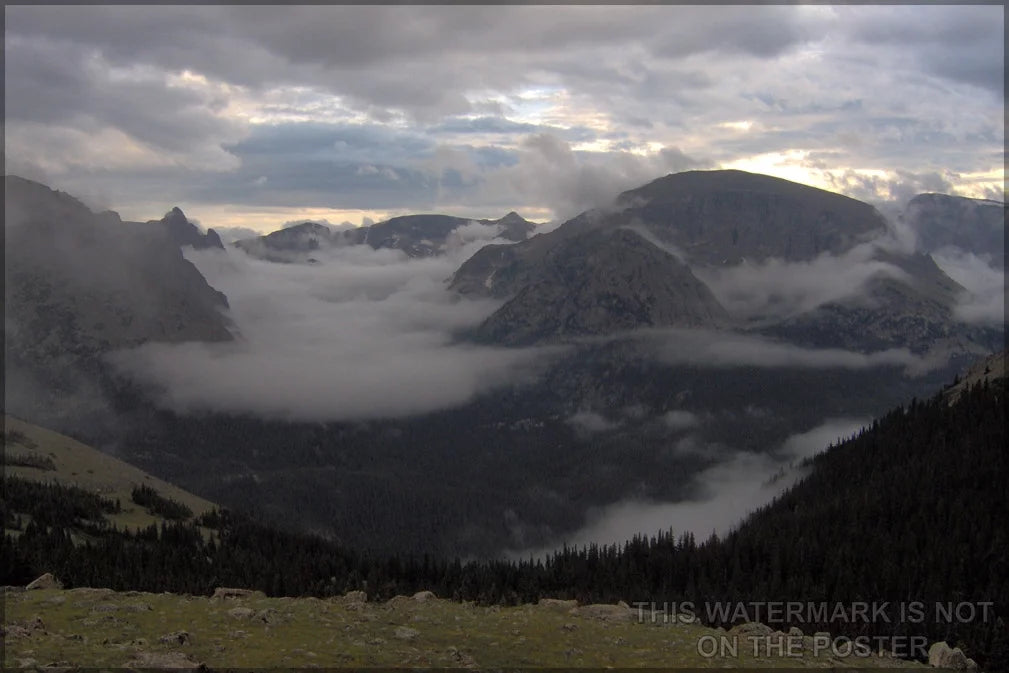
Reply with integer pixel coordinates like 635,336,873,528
472,227,729,345
4,176,234,424
151,207,226,251
902,192,1005,268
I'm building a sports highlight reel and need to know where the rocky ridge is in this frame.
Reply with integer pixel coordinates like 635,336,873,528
234,211,537,262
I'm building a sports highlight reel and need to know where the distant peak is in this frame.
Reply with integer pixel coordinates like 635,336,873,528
164,206,188,224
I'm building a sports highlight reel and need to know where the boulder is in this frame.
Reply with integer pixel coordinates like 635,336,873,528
575,603,633,621
394,626,420,641
255,608,280,624
729,622,775,638
929,642,974,669
227,607,254,619
26,573,62,591
929,641,954,667
412,590,437,602
159,631,191,646
125,651,203,669
1,625,31,639
537,598,579,611
788,626,804,637
341,590,367,604
212,587,263,600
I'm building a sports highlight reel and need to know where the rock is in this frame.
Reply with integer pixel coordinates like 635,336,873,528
412,590,436,602
1,625,31,639
26,615,46,632
26,573,62,590
446,646,478,668
386,595,413,608
729,622,775,638
341,590,367,604
125,650,203,669
227,607,254,619
929,642,974,669
159,631,191,646
575,603,633,621
929,642,954,667
394,626,420,641
124,602,153,612
562,623,578,631
537,598,579,611
2,585,26,594
91,603,119,613
788,626,804,637
255,608,280,624
212,587,263,600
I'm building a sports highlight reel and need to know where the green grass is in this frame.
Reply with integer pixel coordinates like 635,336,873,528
4,589,928,668
3,414,217,533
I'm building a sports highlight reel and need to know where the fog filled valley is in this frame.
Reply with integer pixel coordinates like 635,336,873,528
4,170,1004,560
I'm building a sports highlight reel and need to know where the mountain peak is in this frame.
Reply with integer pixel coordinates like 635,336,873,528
154,207,224,250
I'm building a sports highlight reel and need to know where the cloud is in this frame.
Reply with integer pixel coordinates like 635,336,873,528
694,240,912,321
213,226,261,243
468,134,710,220
638,328,939,377
5,6,1003,222
662,410,701,432
108,232,562,422
566,410,619,436
509,417,867,556
931,248,1006,326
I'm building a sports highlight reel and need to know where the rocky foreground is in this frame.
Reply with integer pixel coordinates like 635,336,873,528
3,582,930,669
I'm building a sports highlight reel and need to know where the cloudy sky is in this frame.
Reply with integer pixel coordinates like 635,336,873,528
5,5,1004,232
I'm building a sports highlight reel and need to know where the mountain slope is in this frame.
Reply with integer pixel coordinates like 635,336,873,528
452,170,891,300
3,414,217,532
472,227,729,345
3,175,234,428
614,169,889,265
451,170,978,351
903,192,1005,268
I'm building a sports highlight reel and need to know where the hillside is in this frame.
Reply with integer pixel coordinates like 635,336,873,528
4,175,233,433
2,354,1004,667
3,415,217,534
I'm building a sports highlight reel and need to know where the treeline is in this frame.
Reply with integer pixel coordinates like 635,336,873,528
131,483,193,520
2,379,1006,668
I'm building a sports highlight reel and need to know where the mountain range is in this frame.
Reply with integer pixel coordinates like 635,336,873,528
452,170,993,354
233,211,536,262
2,169,1004,560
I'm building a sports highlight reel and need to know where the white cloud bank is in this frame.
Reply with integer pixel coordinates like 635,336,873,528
109,226,561,421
